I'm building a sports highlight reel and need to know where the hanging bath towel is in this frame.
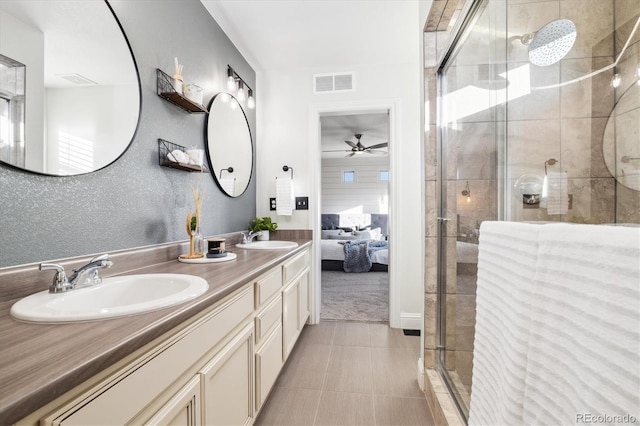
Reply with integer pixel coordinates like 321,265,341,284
276,177,294,216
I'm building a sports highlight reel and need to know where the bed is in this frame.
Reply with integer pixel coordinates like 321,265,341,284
320,214,389,272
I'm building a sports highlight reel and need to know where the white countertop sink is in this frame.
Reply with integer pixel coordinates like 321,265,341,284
235,240,299,250
10,274,209,323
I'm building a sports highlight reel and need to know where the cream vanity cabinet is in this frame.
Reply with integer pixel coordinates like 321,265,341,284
35,286,256,426
254,248,310,414
19,247,310,426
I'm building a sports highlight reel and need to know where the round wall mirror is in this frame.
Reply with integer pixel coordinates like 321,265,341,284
603,82,640,191
205,94,253,197
0,0,140,176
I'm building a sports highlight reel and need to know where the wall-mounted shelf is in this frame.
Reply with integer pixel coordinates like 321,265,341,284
158,139,208,173
156,69,207,113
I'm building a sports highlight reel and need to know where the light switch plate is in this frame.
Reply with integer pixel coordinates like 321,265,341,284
295,196,309,210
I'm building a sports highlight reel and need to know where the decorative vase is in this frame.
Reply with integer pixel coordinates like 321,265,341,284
258,230,269,241
181,211,203,259
193,226,204,255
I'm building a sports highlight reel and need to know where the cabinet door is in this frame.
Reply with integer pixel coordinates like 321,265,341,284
297,271,310,330
255,323,283,413
144,375,201,426
199,323,254,426
282,280,299,360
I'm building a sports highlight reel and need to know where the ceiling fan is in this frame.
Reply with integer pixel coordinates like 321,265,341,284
323,134,388,157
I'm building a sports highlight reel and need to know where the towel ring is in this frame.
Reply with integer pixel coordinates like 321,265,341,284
282,165,293,179
219,167,234,179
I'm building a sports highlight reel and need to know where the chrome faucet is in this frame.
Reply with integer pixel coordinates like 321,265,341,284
40,254,113,293
240,231,262,244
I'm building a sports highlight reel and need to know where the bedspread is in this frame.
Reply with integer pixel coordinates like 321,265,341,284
342,240,388,273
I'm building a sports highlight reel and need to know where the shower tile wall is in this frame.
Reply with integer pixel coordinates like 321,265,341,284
506,0,640,224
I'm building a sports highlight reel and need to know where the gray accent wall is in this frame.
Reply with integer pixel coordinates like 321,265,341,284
0,0,256,268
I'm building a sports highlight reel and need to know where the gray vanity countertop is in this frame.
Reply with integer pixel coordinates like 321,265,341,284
0,239,311,425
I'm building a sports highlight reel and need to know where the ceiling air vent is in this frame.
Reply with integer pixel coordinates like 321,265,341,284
313,72,354,94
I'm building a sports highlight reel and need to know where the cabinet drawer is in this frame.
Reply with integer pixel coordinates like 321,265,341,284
255,267,283,307
255,295,282,345
283,249,310,284
44,286,254,426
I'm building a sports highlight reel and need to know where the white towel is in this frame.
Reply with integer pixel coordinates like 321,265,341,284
276,177,294,216
540,175,548,208
469,221,541,426
219,178,235,196
523,223,640,425
470,222,640,425
542,172,568,215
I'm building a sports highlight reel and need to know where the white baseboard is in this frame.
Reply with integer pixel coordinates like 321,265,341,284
400,312,422,330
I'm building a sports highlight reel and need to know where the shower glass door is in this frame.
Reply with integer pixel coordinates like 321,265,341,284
437,0,507,420
436,0,640,421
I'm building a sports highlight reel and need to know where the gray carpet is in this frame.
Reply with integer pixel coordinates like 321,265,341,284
321,270,389,322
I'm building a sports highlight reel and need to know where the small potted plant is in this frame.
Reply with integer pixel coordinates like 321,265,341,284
249,217,278,241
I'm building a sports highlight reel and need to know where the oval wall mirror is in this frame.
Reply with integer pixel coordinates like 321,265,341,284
205,94,253,197
603,82,640,191
0,0,140,176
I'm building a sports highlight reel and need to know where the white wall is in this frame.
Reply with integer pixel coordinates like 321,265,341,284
44,85,138,174
255,1,423,328
321,157,389,214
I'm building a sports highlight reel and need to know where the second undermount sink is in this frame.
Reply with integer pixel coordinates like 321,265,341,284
10,274,209,323
235,240,299,250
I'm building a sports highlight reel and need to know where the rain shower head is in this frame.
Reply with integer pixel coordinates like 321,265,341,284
520,19,577,66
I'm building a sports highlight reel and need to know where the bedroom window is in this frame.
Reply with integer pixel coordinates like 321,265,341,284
343,170,355,183
379,170,389,181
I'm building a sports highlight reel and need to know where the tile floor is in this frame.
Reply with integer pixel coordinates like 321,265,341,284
255,321,435,426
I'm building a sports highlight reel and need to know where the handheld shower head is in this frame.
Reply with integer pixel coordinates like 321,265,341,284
521,19,577,66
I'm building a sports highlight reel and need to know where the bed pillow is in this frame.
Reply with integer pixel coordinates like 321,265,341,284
353,227,383,240
327,234,357,240
369,227,383,240
352,230,374,240
321,229,343,239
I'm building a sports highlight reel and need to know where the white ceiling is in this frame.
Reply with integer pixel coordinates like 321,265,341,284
200,0,408,160
200,0,418,72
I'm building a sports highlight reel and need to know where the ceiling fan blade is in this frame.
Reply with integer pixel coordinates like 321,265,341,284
366,150,388,155
323,149,351,152
345,140,358,148
346,152,357,157
367,142,388,149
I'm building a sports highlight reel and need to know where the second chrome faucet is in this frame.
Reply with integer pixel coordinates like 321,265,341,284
240,231,262,244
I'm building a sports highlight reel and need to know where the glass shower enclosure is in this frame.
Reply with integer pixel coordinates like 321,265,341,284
435,0,640,421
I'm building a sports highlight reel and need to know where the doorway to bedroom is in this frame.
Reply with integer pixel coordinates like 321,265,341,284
319,110,390,323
